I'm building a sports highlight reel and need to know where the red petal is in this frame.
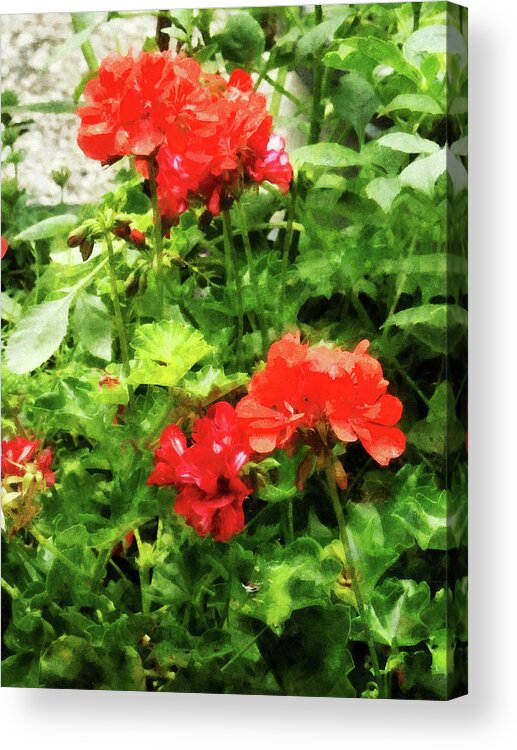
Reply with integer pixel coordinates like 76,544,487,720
360,394,403,426
353,423,406,466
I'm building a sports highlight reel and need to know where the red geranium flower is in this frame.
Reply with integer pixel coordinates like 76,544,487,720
77,52,217,164
147,402,251,542
1,437,55,487
1,236,8,259
236,333,405,478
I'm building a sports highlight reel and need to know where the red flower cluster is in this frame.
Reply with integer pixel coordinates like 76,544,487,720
77,52,292,223
1,437,55,487
236,332,405,469
1,236,8,259
147,402,251,542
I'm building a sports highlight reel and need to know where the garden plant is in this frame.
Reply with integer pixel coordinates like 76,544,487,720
1,3,468,699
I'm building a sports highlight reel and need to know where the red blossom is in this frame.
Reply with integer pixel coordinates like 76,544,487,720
147,402,251,542
1,236,8,259
77,52,217,164
1,437,55,487
236,333,405,469
77,51,292,224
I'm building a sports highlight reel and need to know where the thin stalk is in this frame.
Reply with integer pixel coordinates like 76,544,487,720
222,209,244,369
270,67,287,118
280,191,295,316
134,528,151,616
263,73,310,113
104,232,136,412
71,14,98,72
324,463,384,697
221,625,268,673
309,6,325,145
237,200,268,353
146,158,165,318
1,577,20,599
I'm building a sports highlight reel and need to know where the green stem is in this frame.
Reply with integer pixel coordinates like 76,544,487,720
280,190,295,317
270,67,288,118
221,625,268,673
1,577,20,599
237,200,268,354
222,209,244,369
324,463,384,698
134,528,151,616
309,6,325,145
146,158,165,318
104,232,136,411
263,73,310,113
71,14,98,72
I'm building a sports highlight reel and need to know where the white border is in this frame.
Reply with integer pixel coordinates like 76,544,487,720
2,1,517,748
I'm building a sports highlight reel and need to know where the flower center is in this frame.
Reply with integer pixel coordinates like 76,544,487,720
216,475,231,495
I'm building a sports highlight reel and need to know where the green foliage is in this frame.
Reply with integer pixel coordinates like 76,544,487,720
2,1,467,700
127,320,212,387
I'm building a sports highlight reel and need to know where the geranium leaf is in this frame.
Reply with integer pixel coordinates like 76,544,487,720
5,293,74,374
127,320,212,387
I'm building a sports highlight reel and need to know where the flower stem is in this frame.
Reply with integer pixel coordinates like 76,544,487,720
146,158,165,318
237,199,268,354
134,528,151,616
104,232,136,412
1,577,20,599
222,209,244,369
309,6,324,145
71,14,98,72
324,462,384,697
279,190,295,318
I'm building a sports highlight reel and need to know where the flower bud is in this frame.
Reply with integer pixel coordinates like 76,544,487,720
129,229,146,248
67,226,88,248
124,271,139,297
80,238,95,262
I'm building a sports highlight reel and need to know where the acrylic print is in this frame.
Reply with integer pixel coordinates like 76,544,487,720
1,3,468,699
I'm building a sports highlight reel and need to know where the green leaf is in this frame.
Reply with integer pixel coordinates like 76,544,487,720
374,254,467,303
72,292,113,361
297,16,347,61
291,142,363,170
14,213,77,241
408,381,465,458
381,94,443,115
127,320,212,387
328,36,421,83
5,293,73,374
332,72,379,144
233,538,342,634
257,451,300,503
40,635,105,689
390,466,464,550
366,177,401,212
217,12,265,65
382,303,467,353
403,24,467,68
260,605,355,697
1,292,23,323
366,579,431,647
377,133,441,155
399,149,446,194
181,365,248,402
